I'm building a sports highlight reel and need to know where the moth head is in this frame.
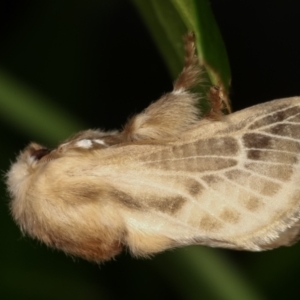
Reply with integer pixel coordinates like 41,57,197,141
7,143,48,185
6,143,52,221
6,138,83,225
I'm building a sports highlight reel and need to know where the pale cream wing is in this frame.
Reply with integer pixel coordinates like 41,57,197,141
100,97,300,253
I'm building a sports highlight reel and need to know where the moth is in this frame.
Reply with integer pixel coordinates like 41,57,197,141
6,33,300,263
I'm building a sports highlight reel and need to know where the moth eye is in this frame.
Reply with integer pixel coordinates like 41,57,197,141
30,148,51,161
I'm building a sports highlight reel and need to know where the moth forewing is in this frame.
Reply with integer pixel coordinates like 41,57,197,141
100,97,300,252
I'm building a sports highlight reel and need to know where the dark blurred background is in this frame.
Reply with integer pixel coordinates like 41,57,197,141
2,1,300,299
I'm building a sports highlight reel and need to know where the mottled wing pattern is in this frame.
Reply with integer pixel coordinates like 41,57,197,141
107,97,300,252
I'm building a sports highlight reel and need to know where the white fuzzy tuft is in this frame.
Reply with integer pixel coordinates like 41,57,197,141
76,139,93,149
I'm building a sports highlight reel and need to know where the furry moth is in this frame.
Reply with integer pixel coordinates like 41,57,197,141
6,33,300,263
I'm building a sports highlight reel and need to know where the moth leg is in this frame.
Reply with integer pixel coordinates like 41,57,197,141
204,85,225,120
173,31,201,91
121,32,203,142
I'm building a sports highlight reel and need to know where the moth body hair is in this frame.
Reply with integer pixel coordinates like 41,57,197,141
6,33,300,262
